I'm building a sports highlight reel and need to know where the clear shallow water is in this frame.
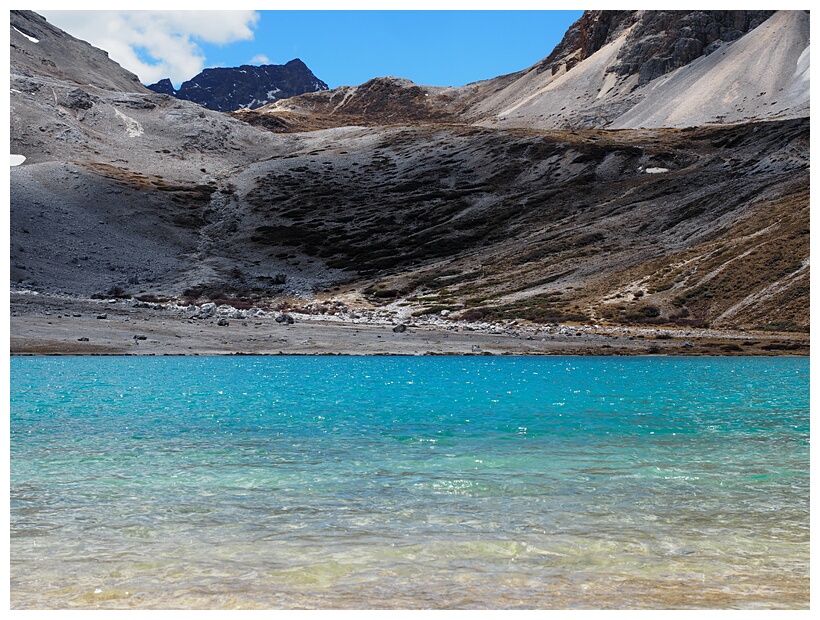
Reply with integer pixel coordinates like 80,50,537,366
10,356,809,609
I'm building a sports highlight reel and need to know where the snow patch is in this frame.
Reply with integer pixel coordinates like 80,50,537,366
11,154,26,166
114,109,144,138
13,26,39,43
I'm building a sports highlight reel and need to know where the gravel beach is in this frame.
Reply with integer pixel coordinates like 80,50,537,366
10,292,809,357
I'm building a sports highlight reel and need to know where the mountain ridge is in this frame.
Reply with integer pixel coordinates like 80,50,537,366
147,58,329,112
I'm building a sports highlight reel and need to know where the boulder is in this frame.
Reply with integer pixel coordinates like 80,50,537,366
194,302,217,319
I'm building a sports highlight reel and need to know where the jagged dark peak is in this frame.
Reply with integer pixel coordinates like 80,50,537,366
147,58,329,112
147,78,176,96
283,58,309,69
10,10,147,93
536,10,776,83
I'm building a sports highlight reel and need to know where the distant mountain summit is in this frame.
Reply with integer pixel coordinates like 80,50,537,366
146,78,176,96
147,59,328,112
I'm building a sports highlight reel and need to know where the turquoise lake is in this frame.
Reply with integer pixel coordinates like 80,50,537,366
9,356,810,609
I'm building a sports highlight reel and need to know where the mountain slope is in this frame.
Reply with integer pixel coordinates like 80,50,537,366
609,10,810,129
9,10,318,297
220,119,809,331
473,9,809,129
10,10,147,93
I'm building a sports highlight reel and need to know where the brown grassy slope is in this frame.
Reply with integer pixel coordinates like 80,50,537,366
232,77,462,132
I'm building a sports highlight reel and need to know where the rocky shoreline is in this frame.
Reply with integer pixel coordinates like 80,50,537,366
10,291,809,357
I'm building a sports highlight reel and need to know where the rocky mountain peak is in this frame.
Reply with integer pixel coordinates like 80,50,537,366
146,77,175,96
535,10,776,83
455,10,806,131
612,10,777,84
147,58,328,112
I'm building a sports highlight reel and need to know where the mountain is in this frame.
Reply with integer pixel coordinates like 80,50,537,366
472,9,809,130
254,10,808,131
147,59,328,111
9,10,810,334
146,78,176,96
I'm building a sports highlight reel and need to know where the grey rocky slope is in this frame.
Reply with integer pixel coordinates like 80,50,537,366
461,9,810,130
9,10,810,333
11,10,336,298
10,10,146,93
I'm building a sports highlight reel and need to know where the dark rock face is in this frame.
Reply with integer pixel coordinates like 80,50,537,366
616,10,776,84
537,10,775,83
147,78,176,96
147,59,328,111
535,11,637,75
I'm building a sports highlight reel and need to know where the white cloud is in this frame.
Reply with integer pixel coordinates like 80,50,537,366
250,54,271,65
39,10,259,85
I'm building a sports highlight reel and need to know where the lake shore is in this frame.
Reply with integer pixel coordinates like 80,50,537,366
10,291,809,357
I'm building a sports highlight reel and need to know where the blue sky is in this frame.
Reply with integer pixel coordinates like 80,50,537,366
197,11,584,89
40,10,583,89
